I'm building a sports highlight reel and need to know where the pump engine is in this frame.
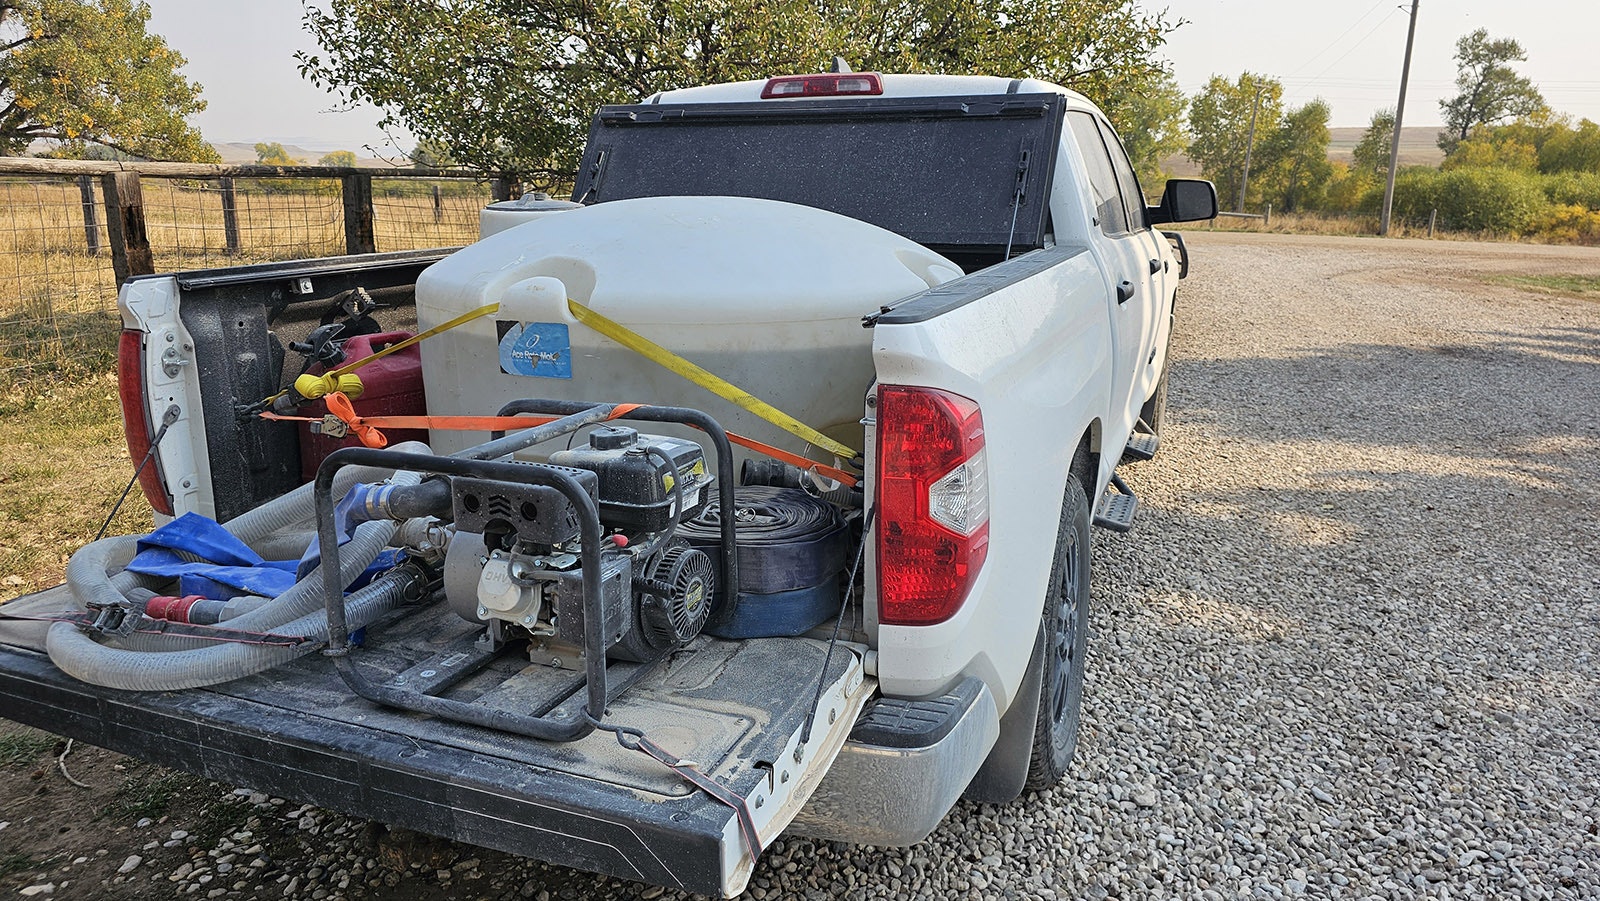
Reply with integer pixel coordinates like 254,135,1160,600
441,426,717,664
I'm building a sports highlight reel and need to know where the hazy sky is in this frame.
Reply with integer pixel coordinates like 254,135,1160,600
146,0,1600,154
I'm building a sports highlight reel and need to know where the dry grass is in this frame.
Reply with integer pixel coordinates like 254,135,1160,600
0,369,151,596
0,173,492,600
1198,209,1533,244
0,175,491,376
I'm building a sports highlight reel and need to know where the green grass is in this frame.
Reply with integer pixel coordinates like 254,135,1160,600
0,730,57,768
0,852,37,878
0,366,149,597
102,767,200,820
1488,274,1600,298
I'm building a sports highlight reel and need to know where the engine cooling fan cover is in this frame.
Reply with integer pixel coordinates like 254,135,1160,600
640,544,716,648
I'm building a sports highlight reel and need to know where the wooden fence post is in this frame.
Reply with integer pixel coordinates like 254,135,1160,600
432,184,443,223
78,175,101,255
1428,209,1437,238
490,177,512,203
342,173,376,255
101,170,154,286
1264,203,1272,229
219,176,241,255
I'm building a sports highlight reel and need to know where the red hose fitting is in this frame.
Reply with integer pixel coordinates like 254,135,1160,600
144,595,205,624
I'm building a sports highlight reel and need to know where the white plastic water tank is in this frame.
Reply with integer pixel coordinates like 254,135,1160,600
478,193,584,239
416,195,962,459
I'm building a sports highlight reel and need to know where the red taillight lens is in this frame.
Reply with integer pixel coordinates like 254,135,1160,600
760,72,884,99
117,328,173,516
876,385,990,626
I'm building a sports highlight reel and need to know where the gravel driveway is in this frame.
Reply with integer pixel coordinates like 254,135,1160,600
6,232,1599,900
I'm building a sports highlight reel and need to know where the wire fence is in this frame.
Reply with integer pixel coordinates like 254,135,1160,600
0,160,505,380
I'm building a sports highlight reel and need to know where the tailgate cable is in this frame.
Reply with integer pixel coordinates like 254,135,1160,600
586,714,762,859
95,404,181,543
801,505,875,745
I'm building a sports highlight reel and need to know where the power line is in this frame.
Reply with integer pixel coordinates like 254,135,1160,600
1284,0,1391,80
1289,7,1406,99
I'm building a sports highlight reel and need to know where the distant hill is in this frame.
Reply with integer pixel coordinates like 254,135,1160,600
1159,125,1444,181
1327,126,1443,167
211,142,398,168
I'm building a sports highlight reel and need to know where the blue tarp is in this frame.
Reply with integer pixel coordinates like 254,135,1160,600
126,510,399,601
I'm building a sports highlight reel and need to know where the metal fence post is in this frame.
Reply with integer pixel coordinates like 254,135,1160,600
101,170,154,286
77,175,101,255
342,173,376,255
220,177,241,255
432,184,443,223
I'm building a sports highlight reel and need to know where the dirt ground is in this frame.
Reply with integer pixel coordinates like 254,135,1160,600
3,230,1599,900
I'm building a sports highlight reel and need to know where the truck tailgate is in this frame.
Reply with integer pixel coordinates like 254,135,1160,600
0,595,870,897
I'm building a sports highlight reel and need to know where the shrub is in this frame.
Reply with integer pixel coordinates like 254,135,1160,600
1391,167,1547,234
1542,171,1600,211
1378,166,1441,219
1532,204,1600,245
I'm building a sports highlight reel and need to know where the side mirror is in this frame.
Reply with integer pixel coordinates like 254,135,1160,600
1148,179,1218,225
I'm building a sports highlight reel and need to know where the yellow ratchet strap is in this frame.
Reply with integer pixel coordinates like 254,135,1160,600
259,296,857,461
564,299,861,461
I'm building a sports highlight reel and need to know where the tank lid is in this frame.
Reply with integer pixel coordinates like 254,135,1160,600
589,426,638,451
486,192,584,213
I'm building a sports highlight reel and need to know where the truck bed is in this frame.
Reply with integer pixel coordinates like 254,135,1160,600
0,587,868,897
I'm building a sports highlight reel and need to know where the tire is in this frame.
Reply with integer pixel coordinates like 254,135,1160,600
1138,363,1169,436
1023,458,1093,792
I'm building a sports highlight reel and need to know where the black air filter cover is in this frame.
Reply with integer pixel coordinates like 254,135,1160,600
678,486,848,594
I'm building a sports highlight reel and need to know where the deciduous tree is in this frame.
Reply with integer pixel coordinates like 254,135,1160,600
255,142,301,166
299,0,1182,180
1351,108,1394,175
1539,118,1600,175
1438,29,1545,153
1113,69,1186,189
1256,99,1332,213
408,138,455,170
0,0,215,160
318,149,357,167
1185,72,1282,210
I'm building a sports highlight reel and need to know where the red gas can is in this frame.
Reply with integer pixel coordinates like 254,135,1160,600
298,331,429,482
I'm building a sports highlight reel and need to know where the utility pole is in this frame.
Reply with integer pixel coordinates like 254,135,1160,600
1237,85,1265,213
1380,0,1420,236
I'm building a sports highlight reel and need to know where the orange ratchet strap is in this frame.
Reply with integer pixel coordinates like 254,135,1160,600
262,395,858,487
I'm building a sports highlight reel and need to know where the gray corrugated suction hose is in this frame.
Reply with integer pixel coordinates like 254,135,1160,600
46,565,421,691
58,453,420,620
45,442,433,685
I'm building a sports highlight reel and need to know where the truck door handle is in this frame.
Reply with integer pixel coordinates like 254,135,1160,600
1116,279,1135,304
1149,258,1162,275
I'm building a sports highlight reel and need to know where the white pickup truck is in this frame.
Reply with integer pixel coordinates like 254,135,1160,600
0,71,1215,897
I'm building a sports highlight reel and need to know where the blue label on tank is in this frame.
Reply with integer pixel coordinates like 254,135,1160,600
496,321,572,379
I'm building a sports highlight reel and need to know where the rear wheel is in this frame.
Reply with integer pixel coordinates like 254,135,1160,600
1024,459,1093,791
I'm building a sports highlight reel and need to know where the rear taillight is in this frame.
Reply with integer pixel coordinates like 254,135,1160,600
876,386,989,626
760,72,884,99
117,328,173,516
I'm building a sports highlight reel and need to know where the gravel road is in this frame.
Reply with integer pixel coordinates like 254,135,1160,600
5,231,1599,900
